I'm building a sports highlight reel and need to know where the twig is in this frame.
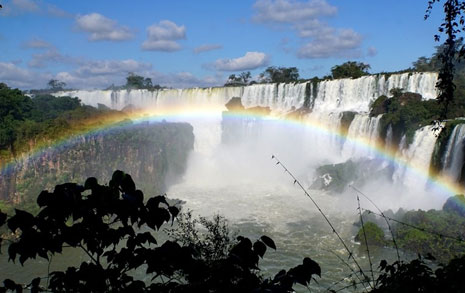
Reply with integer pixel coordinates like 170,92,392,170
272,154,373,290
350,185,401,262
356,194,375,285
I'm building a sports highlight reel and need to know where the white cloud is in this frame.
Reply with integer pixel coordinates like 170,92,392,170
212,52,270,71
142,40,181,52
297,28,363,58
28,49,67,68
253,0,367,59
23,38,53,49
75,13,133,41
0,62,52,88
193,44,223,54
142,20,186,52
253,0,336,23
74,59,152,76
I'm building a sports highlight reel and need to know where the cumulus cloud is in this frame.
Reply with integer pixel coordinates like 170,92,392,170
0,58,223,90
0,62,52,88
74,59,152,76
142,20,186,52
297,28,363,59
193,44,223,54
253,0,367,59
28,50,67,68
211,52,269,71
75,13,134,41
253,0,336,23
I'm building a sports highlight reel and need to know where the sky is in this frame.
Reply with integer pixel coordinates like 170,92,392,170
0,0,446,89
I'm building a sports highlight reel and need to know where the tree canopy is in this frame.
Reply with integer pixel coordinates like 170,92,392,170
330,61,371,79
259,66,299,83
125,73,160,90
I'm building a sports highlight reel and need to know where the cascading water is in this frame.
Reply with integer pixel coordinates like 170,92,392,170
393,125,442,188
441,123,465,182
50,72,457,291
54,72,443,198
342,114,382,159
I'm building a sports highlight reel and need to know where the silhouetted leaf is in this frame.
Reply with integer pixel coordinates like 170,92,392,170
260,235,276,250
84,177,98,190
303,257,321,277
253,240,266,258
3,279,16,290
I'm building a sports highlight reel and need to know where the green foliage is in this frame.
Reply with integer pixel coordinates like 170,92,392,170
393,209,465,263
372,256,465,293
0,172,321,292
0,83,129,162
442,194,465,217
167,211,236,264
47,79,66,91
355,222,386,247
225,72,252,86
373,92,444,145
331,61,370,79
125,73,161,90
29,95,81,122
259,66,299,83
0,85,33,151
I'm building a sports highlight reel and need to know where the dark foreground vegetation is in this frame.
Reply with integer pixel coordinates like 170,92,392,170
0,173,464,292
0,172,321,292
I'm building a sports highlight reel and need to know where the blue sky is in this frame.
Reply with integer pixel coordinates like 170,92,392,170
0,0,445,89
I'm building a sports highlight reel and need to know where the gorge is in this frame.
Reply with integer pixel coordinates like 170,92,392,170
3,71,465,291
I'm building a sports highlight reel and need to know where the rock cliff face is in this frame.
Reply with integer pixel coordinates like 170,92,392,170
0,121,194,203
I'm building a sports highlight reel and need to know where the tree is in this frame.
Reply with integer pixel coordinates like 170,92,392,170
224,72,251,86
259,66,299,83
125,72,145,89
330,61,371,79
0,171,321,292
47,79,66,91
0,84,33,152
239,71,251,84
425,0,465,118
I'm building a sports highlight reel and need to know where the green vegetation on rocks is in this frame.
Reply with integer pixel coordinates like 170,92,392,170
355,222,386,247
370,89,444,146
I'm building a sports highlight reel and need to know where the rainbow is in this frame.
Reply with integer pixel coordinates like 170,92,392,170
1,106,464,201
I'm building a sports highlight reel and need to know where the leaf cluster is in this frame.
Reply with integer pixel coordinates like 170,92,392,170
373,255,465,293
0,172,321,292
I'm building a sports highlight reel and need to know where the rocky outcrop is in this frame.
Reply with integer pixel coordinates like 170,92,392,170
0,121,194,203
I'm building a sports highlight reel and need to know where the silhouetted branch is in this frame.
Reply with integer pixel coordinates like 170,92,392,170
356,194,375,285
350,185,401,262
272,154,373,290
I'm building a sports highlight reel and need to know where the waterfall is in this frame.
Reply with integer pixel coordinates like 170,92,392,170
342,114,382,159
441,123,465,181
393,125,442,187
312,72,438,113
53,72,442,192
